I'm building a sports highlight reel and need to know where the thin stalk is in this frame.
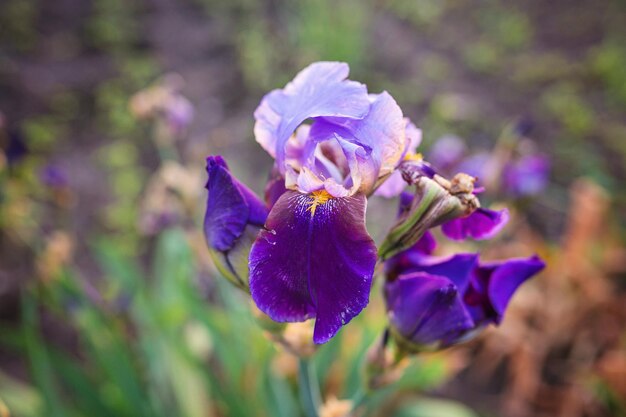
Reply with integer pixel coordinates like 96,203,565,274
298,357,321,417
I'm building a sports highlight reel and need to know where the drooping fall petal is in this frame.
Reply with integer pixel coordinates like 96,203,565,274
249,190,377,344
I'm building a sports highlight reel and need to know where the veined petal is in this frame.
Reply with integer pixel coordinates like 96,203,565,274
204,156,267,251
249,191,377,344
385,272,474,348
253,62,370,170
441,207,509,241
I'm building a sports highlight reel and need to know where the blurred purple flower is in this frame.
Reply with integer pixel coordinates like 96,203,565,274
385,246,545,350
40,165,69,188
427,135,467,172
503,154,550,197
163,94,194,133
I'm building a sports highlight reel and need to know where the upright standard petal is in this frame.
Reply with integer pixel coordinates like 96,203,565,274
310,92,406,195
249,190,377,344
253,62,370,170
441,207,509,241
385,272,475,349
374,118,423,198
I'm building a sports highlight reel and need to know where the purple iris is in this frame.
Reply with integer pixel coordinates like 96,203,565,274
249,62,417,344
203,156,268,289
385,240,545,350
203,61,541,348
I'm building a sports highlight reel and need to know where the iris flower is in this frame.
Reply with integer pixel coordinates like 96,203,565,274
385,235,545,350
203,61,545,346
249,62,421,344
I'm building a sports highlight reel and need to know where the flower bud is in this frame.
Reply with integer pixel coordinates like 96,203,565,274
379,168,479,260
203,156,268,290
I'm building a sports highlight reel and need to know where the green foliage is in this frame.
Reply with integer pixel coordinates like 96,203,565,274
541,83,595,137
290,0,370,69
590,41,626,107
386,0,446,27
0,0,37,52
392,398,479,417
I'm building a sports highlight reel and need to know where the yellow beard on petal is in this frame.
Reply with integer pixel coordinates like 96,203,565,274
403,152,423,162
307,189,332,217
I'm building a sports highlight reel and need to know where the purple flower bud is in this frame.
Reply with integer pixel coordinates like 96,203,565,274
203,155,268,290
379,172,479,260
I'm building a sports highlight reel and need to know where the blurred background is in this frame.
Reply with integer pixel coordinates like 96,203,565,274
1,0,625,416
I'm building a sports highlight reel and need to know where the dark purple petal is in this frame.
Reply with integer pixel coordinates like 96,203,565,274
264,166,287,208
385,272,474,347
235,178,268,226
441,207,509,241
383,231,437,280
466,255,545,325
413,230,437,255
249,190,376,344
386,250,478,293
203,156,267,252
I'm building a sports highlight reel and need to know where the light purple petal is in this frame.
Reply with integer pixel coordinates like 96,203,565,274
249,191,377,344
404,119,422,156
385,272,475,346
441,207,509,241
375,118,422,198
374,170,406,198
253,62,370,170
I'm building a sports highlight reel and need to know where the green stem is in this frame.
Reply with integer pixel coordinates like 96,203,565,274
298,357,321,417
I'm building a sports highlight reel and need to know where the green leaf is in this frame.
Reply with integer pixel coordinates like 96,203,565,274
393,398,479,417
